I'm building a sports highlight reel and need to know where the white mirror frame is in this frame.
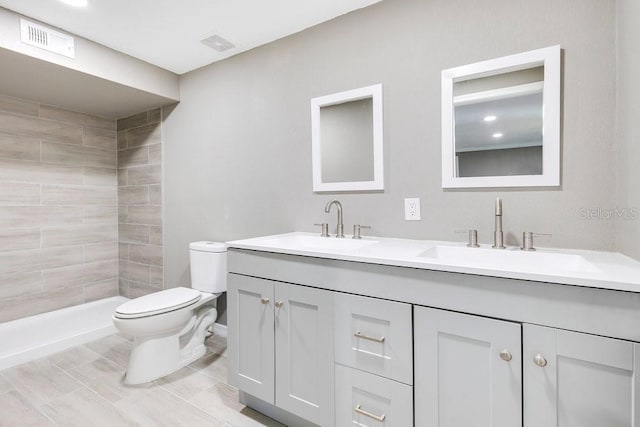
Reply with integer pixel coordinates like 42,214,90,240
441,45,561,188
311,84,384,192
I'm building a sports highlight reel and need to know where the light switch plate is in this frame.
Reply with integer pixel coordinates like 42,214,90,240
404,198,421,220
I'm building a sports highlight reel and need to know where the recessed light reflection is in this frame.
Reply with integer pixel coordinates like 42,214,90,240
492,133,504,138
59,0,88,7
483,115,497,122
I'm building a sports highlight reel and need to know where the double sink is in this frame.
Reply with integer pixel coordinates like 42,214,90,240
236,232,601,275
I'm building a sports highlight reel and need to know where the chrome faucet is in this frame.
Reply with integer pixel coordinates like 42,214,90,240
324,200,344,238
492,197,506,249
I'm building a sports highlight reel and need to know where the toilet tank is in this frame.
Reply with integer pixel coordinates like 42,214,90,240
189,241,227,293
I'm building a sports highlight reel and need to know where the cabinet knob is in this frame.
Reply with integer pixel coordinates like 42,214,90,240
275,301,284,308
533,354,548,367
499,349,512,362
260,297,269,305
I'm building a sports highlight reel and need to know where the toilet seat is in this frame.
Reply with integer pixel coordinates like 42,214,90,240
114,287,202,319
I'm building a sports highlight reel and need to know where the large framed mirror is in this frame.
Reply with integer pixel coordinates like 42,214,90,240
441,45,561,188
311,84,383,192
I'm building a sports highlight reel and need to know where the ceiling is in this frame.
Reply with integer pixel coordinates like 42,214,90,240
455,93,543,152
0,0,382,75
0,48,177,118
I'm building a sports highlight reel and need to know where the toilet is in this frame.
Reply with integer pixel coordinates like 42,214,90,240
113,241,226,385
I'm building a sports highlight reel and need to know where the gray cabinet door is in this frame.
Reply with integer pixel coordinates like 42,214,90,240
415,306,522,427
524,324,640,427
227,274,275,404
274,282,334,427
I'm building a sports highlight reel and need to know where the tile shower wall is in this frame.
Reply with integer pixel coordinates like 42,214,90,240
117,110,163,298
0,94,118,323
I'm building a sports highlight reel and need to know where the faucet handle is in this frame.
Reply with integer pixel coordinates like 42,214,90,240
352,225,371,239
314,223,329,237
455,229,479,248
521,232,551,251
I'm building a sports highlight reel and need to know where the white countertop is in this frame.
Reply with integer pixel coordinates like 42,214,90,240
226,232,640,293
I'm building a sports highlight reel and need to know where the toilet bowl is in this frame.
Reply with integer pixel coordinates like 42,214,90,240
113,241,226,384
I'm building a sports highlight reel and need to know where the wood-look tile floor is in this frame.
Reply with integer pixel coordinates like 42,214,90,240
0,334,285,427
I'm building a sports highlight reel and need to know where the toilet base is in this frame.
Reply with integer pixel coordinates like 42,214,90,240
123,305,218,385
124,334,181,384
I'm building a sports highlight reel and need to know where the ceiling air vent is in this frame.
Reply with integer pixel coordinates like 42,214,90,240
201,34,235,52
20,19,75,58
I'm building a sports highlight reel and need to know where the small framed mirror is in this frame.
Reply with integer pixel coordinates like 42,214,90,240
441,45,561,188
311,84,383,192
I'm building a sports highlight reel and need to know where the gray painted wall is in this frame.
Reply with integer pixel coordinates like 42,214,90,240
616,0,640,260
163,0,618,322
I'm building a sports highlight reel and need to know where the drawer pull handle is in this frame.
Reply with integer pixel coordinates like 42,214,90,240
355,404,386,422
354,331,385,343
260,297,269,304
275,301,284,308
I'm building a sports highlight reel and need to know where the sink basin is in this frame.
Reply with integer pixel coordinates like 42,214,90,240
256,234,379,253
418,245,600,274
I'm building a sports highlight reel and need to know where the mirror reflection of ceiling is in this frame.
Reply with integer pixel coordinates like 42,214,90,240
454,92,543,152
454,67,543,96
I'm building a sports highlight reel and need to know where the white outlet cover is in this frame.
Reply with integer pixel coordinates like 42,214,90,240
404,198,421,221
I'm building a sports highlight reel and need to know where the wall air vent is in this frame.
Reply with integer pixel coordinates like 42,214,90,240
201,34,235,52
20,19,75,58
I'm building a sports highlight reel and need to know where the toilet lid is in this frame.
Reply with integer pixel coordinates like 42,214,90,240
114,287,202,319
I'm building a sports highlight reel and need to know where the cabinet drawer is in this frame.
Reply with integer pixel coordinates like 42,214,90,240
335,364,413,427
334,293,412,384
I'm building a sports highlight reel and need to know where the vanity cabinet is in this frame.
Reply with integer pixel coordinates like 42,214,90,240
524,325,640,427
414,307,522,427
227,247,640,427
227,274,334,426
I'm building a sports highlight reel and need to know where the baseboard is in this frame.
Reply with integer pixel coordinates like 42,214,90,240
240,391,318,427
212,322,227,338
